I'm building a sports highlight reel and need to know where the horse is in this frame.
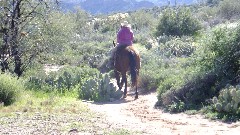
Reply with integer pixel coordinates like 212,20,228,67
113,41,140,99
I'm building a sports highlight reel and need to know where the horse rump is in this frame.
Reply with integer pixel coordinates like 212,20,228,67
128,50,137,87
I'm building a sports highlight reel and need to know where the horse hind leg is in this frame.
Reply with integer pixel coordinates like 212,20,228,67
120,77,124,89
135,69,139,99
135,81,138,99
114,70,122,90
122,74,127,98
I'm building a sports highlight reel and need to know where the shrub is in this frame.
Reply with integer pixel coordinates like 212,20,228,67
212,85,240,114
196,25,240,80
161,36,195,57
218,0,240,20
159,72,218,111
138,51,167,92
158,22,240,112
26,66,100,93
209,85,240,121
79,73,122,101
0,74,23,106
155,7,201,37
205,0,222,6
25,65,122,102
138,71,158,92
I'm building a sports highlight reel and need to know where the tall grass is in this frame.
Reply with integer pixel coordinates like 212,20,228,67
0,73,24,106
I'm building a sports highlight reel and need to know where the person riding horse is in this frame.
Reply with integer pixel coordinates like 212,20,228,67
110,21,134,67
110,21,140,99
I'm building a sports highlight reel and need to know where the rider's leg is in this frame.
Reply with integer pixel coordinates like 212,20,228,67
108,47,117,69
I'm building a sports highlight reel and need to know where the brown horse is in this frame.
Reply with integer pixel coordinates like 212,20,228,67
113,41,140,99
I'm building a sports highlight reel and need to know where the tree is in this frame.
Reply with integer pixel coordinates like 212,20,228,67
0,0,58,77
155,7,202,37
218,0,240,20
205,0,222,6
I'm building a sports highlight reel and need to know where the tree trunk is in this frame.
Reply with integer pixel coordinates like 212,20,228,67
0,2,10,73
11,0,23,76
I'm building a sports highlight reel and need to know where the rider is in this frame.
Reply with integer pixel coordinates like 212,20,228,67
109,21,134,68
117,21,134,46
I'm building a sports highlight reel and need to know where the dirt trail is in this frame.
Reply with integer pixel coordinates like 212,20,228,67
85,91,240,135
43,65,240,134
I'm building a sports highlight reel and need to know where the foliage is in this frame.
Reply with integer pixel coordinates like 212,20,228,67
167,100,185,113
108,129,132,135
129,9,157,31
159,72,217,111
155,7,201,37
159,36,195,57
25,65,121,102
79,73,122,101
1,0,240,120
138,49,166,92
0,0,57,76
194,5,220,28
138,71,159,92
205,0,222,7
218,0,240,20
26,66,99,93
158,22,240,113
0,73,23,106
207,85,240,121
196,25,240,79
212,85,240,114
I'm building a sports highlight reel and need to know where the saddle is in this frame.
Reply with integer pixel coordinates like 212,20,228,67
116,45,139,56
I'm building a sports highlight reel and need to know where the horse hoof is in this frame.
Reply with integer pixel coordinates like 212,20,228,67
135,92,138,99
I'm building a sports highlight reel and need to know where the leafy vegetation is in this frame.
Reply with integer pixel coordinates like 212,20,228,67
212,85,240,114
158,23,240,116
0,73,23,106
1,0,240,124
155,7,201,37
218,0,240,20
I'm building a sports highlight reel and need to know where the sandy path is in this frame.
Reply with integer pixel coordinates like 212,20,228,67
85,91,240,135
43,65,240,134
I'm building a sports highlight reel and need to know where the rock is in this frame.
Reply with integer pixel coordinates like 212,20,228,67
69,128,78,133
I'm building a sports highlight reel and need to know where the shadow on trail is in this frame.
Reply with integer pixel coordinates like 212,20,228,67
91,98,131,105
84,89,157,106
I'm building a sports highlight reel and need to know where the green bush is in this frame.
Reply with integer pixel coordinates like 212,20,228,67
138,51,167,92
158,22,240,113
196,25,240,79
159,72,218,112
212,85,240,114
0,74,23,106
160,36,195,57
205,0,222,6
79,73,122,101
218,0,240,20
208,85,240,121
25,65,121,102
155,7,201,37
26,66,100,93
138,71,159,92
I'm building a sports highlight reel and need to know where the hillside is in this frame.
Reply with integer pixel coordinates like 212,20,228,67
59,0,195,14
80,0,155,14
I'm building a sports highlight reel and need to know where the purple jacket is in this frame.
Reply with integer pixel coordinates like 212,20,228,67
117,27,134,46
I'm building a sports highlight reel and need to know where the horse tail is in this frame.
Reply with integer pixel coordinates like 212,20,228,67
129,50,137,87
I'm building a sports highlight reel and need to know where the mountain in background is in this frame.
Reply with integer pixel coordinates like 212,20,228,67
59,0,195,14
137,0,194,6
